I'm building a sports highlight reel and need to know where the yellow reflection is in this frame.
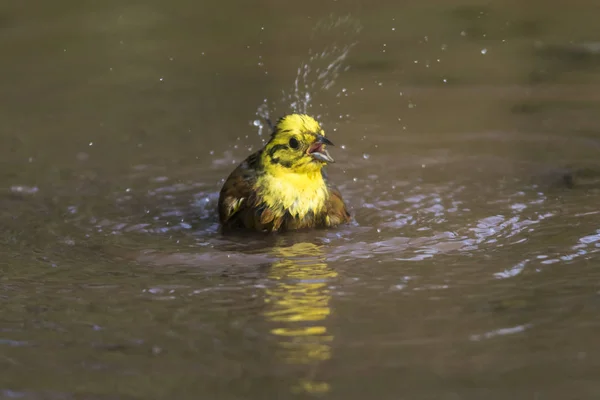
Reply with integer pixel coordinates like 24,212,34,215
263,241,336,394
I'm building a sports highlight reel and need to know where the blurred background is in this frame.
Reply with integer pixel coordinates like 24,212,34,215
1,0,600,399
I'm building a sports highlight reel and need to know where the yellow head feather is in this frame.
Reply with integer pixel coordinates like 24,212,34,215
261,114,332,175
272,114,323,137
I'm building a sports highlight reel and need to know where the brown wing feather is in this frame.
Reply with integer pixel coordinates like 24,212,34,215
218,151,261,229
324,184,352,227
259,208,275,225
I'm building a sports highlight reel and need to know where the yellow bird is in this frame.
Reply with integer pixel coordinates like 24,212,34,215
218,114,351,232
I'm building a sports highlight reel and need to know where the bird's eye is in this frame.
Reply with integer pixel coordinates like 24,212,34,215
288,137,299,149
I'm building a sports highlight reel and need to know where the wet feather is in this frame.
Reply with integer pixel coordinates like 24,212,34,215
218,114,351,232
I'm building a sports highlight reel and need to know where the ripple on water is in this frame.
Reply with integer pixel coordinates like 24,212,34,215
45,150,599,281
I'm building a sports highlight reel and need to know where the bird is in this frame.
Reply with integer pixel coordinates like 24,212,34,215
218,113,351,233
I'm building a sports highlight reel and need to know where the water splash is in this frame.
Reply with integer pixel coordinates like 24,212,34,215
252,102,271,140
253,15,362,134
285,43,356,114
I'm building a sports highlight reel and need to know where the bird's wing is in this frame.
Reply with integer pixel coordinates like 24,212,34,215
325,186,352,226
323,171,352,226
218,152,261,227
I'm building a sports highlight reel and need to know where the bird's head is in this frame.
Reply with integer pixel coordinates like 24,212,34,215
262,114,335,175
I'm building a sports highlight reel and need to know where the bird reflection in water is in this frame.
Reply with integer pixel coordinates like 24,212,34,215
263,241,336,394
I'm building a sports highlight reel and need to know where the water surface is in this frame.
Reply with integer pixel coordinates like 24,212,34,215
2,1,600,399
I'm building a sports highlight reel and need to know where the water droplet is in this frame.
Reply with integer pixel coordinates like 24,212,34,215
159,77,164,82
89,142,94,146
10,185,38,195
392,27,396,31
353,177,358,182
481,48,488,55
340,144,346,149
363,153,370,160
443,78,447,83
377,228,382,233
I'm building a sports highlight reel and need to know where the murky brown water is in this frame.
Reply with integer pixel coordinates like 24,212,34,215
2,0,600,399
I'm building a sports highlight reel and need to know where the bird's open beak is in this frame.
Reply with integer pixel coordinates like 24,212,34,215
307,134,335,163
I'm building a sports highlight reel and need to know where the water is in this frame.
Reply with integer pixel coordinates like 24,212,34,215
2,0,600,399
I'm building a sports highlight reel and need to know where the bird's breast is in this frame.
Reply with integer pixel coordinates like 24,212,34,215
256,172,329,219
